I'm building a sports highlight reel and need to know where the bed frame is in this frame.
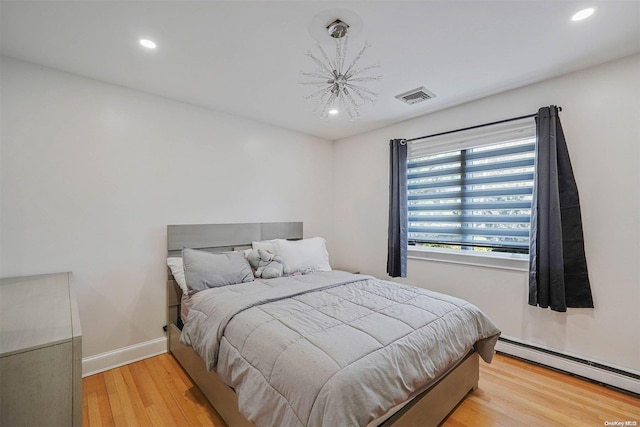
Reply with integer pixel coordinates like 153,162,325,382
166,222,479,427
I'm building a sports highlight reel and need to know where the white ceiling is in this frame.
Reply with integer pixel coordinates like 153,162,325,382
1,1,639,141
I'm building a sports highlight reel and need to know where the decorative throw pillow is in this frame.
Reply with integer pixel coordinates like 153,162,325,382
182,248,253,294
274,237,331,275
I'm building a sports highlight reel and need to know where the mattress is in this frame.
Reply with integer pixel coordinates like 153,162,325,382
181,271,500,427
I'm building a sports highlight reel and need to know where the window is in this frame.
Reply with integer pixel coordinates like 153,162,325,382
407,118,536,255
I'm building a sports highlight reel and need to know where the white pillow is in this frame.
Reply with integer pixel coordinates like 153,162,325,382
274,237,331,275
167,257,188,294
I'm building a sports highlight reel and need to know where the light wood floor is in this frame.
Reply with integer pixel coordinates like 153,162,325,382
83,352,640,427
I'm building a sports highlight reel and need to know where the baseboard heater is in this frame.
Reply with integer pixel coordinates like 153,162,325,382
495,336,640,397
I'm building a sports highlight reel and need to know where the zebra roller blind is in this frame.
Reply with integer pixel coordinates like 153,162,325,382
407,118,536,254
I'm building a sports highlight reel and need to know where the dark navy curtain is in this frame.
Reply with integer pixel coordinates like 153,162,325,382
529,106,593,312
387,139,407,277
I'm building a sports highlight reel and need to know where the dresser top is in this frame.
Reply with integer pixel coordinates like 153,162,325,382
1,272,80,357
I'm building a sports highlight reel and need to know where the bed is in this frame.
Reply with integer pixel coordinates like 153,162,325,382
166,222,500,427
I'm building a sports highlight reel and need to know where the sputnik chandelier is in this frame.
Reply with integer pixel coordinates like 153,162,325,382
300,19,381,120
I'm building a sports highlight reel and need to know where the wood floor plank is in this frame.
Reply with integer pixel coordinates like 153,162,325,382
143,405,167,427
119,365,153,426
82,376,95,427
154,354,224,425
444,396,515,427
83,352,640,427
153,356,215,426
83,372,115,427
140,355,192,427
102,369,131,427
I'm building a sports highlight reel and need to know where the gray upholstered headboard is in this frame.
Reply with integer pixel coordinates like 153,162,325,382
167,222,303,256
166,222,303,326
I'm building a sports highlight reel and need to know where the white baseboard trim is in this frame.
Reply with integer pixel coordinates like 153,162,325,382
82,337,168,377
496,337,640,395
80,335,640,395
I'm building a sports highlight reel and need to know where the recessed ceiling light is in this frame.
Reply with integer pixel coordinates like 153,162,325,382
139,39,157,49
571,8,595,21
328,109,339,115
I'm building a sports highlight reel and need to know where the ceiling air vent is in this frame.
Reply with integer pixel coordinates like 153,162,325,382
395,87,436,105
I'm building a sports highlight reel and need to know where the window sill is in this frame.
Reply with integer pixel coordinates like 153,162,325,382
408,246,529,271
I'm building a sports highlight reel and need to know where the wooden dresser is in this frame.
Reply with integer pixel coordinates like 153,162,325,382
0,272,82,426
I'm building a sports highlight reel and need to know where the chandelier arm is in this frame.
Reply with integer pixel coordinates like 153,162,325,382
306,51,332,75
301,81,335,87
336,36,348,74
313,87,335,113
346,83,379,98
349,91,377,105
346,84,378,104
348,76,383,83
320,91,339,118
341,92,359,119
300,71,334,80
346,64,381,79
346,88,366,107
304,85,334,102
317,44,336,73
300,79,335,86
337,92,351,118
343,42,370,77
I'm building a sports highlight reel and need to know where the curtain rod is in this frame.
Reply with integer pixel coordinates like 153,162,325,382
403,107,561,144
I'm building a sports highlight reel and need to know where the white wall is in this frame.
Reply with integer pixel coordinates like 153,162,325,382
2,52,639,380
333,54,640,373
0,57,334,370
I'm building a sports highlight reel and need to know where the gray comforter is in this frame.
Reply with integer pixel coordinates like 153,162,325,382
181,271,500,427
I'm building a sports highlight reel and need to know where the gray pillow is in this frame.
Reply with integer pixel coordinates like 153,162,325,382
182,248,253,294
